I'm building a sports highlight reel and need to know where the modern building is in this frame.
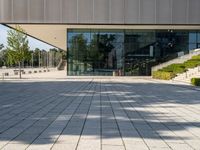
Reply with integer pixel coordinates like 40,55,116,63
1,0,200,76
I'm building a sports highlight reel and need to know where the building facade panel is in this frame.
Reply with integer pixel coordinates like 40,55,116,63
45,0,61,23
140,0,156,24
124,0,139,24
29,0,44,22
13,0,28,22
110,0,125,23
0,0,200,24
93,0,109,23
62,0,77,23
172,0,187,24
1,0,12,22
156,0,171,24
188,0,200,24
78,0,93,23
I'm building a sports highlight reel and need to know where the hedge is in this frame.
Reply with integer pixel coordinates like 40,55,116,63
159,63,186,74
183,61,199,69
191,55,200,61
152,71,176,80
191,78,200,86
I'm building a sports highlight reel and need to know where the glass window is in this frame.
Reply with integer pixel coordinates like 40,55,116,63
189,32,197,43
197,33,200,43
189,43,197,50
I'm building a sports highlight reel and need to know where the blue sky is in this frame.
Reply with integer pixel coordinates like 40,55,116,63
0,24,55,50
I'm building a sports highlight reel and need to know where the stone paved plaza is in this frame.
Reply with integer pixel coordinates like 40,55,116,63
0,73,200,150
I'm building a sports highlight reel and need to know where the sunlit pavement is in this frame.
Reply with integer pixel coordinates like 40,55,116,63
0,72,200,150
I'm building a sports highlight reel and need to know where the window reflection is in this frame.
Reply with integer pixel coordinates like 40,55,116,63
67,29,200,76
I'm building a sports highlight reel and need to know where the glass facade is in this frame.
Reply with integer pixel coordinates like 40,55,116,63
67,29,200,76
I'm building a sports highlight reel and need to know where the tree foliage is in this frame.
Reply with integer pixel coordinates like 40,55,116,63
6,25,30,78
6,25,30,66
0,44,4,50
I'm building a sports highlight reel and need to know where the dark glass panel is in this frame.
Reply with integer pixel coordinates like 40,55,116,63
189,32,197,43
197,32,200,43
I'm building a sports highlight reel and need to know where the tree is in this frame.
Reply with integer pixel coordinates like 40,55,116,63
6,25,30,79
0,44,5,66
69,34,88,72
0,44,4,50
88,33,116,69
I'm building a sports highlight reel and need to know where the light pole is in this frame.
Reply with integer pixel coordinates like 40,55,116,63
39,51,41,68
46,51,48,68
32,52,34,68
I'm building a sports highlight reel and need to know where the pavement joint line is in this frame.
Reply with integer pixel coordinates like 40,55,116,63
75,80,98,150
105,84,127,150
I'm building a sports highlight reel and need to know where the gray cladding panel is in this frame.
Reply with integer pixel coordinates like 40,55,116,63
1,0,12,22
172,0,187,24
45,0,61,23
0,0,2,21
0,0,1,21
0,0,200,24
29,0,44,22
110,0,125,23
62,0,77,23
13,0,28,22
78,0,93,23
140,0,156,24
188,0,200,24
156,0,171,24
94,0,109,23
124,0,139,24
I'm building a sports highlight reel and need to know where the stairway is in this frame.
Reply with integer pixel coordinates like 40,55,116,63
152,48,200,73
57,59,67,70
172,66,200,83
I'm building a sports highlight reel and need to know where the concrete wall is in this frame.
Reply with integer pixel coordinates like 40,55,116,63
0,0,200,24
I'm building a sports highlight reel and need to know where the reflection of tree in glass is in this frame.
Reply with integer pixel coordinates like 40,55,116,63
89,34,116,69
89,35,104,70
69,34,88,72
69,33,116,73
69,34,87,62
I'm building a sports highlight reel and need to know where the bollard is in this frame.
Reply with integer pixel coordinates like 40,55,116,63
2,73,4,80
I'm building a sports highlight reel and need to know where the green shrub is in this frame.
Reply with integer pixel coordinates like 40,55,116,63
152,71,176,80
183,57,200,68
161,64,186,74
184,61,198,68
191,78,200,86
191,55,200,61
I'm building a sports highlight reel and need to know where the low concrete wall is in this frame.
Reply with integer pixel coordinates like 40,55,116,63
0,67,57,77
